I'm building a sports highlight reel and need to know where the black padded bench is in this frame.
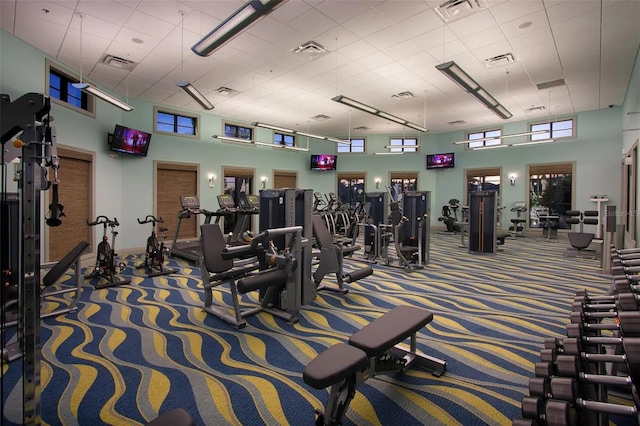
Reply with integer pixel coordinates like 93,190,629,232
146,408,194,426
303,306,446,425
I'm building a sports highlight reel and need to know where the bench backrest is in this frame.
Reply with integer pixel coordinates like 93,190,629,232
201,224,233,273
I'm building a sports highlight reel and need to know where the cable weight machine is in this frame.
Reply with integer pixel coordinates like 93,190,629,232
1,93,58,425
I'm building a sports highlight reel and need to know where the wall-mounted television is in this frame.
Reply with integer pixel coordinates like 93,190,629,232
426,152,454,169
310,154,337,171
110,124,152,157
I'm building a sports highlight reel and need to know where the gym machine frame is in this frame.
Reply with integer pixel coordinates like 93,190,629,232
1,93,55,425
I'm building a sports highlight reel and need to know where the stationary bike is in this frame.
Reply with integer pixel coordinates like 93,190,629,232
85,216,131,289
136,215,176,277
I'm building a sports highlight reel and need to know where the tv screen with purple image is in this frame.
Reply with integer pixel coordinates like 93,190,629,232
426,152,454,169
310,154,337,171
110,124,152,157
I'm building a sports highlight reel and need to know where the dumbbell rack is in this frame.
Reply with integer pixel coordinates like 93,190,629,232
513,246,640,425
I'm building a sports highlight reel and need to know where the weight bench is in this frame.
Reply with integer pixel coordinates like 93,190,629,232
2,240,90,361
303,306,447,425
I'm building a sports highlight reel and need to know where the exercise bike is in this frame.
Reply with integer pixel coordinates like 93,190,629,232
85,216,131,289
136,215,176,277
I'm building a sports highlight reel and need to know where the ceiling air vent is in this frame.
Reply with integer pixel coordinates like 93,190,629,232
525,105,546,112
391,91,415,101
435,0,487,22
311,114,330,121
536,79,565,90
293,41,328,60
101,54,137,71
448,120,467,126
353,126,370,131
213,87,239,97
484,53,517,69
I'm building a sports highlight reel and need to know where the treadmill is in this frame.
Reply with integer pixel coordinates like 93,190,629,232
170,195,216,263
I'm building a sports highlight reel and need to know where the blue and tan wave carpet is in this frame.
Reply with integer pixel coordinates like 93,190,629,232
1,233,617,425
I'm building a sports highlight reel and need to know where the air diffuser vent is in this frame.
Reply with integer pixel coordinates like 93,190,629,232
392,91,415,100
448,120,467,126
484,53,517,69
525,105,546,112
311,114,330,121
536,79,565,90
435,0,487,22
293,41,328,60
353,126,370,131
101,54,137,71
213,87,239,97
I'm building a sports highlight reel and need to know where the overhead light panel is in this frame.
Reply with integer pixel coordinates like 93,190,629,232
212,134,309,151
332,95,429,132
253,122,294,133
73,83,134,112
177,11,214,110
72,13,133,112
192,0,288,57
453,130,547,145
177,82,214,111
436,61,512,120
254,123,351,145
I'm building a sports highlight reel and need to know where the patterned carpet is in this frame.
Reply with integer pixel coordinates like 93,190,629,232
1,232,615,425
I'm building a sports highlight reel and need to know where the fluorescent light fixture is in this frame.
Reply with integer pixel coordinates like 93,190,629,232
213,135,252,144
254,122,350,144
325,136,350,144
72,83,133,111
253,122,294,133
192,0,288,57
472,144,510,151
384,145,421,149
332,95,378,114
512,139,556,147
177,81,214,110
332,95,429,132
453,130,547,145
213,135,309,151
436,61,512,119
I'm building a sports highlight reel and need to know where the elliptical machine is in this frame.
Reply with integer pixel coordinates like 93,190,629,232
438,198,462,234
85,216,131,289
137,215,176,277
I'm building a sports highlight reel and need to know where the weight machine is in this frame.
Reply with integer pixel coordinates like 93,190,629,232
1,93,58,425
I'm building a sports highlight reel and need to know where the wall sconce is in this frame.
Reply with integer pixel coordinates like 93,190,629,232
509,174,517,186
261,176,268,189
374,177,382,189
208,173,217,188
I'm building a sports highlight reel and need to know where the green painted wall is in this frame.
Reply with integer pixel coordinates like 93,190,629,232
0,29,634,250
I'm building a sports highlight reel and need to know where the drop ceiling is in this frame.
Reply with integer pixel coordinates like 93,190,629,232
1,0,638,136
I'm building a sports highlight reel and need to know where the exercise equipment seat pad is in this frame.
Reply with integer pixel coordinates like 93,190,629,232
303,343,368,389
568,232,594,250
146,408,194,426
349,306,433,357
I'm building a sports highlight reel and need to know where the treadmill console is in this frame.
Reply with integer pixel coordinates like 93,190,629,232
217,194,236,210
180,195,200,209
246,195,259,210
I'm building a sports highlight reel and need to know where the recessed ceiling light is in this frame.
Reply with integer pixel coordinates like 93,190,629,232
131,38,144,44
519,21,532,29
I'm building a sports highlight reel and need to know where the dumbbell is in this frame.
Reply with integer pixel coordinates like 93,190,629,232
572,293,639,318
519,395,577,426
546,378,639,426
567,311,640,339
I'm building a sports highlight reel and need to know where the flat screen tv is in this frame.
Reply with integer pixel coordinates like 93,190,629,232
426,152,454,169
310,154,337,171
110,124,152,157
